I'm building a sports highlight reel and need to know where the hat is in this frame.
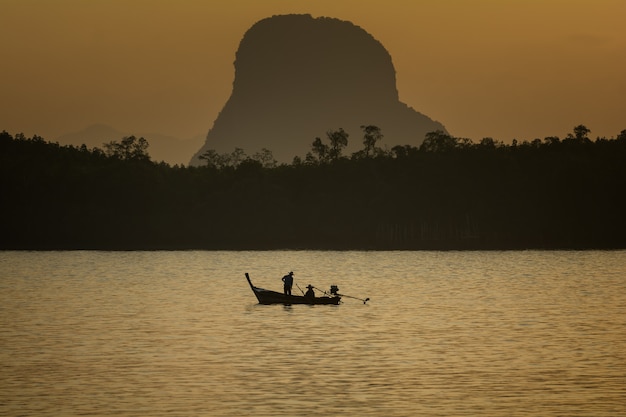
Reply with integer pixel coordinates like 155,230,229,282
289,271,294,275
306,284,313,289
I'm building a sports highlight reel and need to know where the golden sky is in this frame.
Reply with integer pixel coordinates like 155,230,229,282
1,0,625,144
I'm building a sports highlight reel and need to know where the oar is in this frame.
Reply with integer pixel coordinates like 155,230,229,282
294,282,305,295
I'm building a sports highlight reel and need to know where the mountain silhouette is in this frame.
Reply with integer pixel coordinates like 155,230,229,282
57,124,204,166
191,14,447,164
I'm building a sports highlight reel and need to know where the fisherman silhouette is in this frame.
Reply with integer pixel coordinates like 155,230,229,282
305,284,315,299
282,271,294,295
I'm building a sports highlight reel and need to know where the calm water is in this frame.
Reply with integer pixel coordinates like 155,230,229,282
1,250,625,416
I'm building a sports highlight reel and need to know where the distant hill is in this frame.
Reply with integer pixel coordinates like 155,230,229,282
190,14,447,165
56,124,204,166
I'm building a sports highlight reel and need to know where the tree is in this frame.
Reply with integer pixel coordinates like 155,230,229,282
199,148,249,169
310,137,329,163
420,131,471,152
291,155,304,166
252,148,277,168
103,136,150,161
478,137,501,149
543,136,560,146
391,145,419,159
199,149,225,169
360,125,383,157
229,147,246,167
565,124,591,144
327,128,349,161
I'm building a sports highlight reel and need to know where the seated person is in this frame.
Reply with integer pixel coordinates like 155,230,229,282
305,284,315,298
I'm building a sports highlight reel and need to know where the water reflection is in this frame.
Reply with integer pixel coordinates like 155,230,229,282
0,250,625,416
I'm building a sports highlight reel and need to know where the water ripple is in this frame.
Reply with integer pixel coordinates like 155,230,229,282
1,250,625,416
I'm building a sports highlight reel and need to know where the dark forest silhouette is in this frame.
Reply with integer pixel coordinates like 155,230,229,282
1,125,625,250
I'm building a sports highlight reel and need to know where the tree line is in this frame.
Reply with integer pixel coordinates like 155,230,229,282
1,125,625,250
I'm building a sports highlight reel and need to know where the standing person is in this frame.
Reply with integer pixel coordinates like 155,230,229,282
282,271,294,295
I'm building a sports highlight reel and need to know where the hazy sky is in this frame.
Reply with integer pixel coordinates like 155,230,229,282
2,0,625,144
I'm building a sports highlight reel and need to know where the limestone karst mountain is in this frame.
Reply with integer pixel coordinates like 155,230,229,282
191,14,447,165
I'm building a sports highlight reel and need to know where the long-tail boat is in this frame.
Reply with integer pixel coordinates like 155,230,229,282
245,273,341,305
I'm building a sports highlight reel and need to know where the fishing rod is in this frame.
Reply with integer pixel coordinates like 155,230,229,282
312,286,370,304
294,282,305,296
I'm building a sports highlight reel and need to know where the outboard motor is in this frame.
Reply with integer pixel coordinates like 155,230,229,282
330,285,339,296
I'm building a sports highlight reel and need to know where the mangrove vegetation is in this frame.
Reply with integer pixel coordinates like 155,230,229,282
1,125,625,250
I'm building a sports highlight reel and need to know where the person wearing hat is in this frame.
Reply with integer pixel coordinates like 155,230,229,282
305,284,315,299
282,271,294,295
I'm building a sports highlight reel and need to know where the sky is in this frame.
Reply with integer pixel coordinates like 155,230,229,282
1,0,625,146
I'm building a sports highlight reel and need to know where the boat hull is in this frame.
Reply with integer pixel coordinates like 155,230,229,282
245,273,341,305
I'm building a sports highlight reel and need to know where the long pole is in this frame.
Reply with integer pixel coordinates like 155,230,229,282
312,286,330,296
312,286,369,304
339,293,370,304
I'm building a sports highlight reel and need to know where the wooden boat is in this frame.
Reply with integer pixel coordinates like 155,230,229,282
245,273,341,305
